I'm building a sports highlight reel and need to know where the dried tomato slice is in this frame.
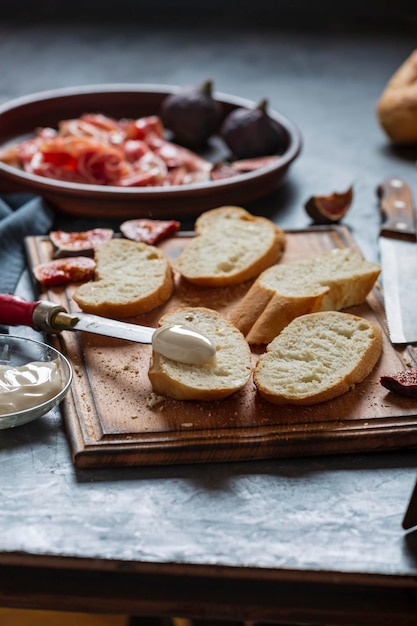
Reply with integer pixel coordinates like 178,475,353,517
120,219,180,245
33,257,96,287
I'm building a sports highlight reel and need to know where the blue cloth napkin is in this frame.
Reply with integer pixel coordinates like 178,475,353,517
0,194,54,295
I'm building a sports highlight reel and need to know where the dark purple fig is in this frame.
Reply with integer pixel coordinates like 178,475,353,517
220,99,287,159
380,370,417,397
160,79,223,147
304,186,353,225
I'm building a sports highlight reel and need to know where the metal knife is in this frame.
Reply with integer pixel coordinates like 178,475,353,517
0,294,216,365
377,177,417,344
403,479,417,530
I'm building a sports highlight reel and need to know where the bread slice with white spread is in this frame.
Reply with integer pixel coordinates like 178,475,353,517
254,311,383,405
148,307,252,401
173,206,286,286
72,238,174,318
229,248,380,344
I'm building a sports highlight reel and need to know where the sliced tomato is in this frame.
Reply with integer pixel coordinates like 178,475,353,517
33,257,96,287
120,219,180,245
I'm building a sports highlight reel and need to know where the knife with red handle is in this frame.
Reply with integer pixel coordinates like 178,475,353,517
0,294,216,365
0,294,44,329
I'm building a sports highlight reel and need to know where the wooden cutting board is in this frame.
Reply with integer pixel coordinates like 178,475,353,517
25,226,417,468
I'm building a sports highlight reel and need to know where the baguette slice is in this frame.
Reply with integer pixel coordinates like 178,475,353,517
254,311,382,405
73,238,174,318
229,248,380,344
173,206,286,286
148,307,252,401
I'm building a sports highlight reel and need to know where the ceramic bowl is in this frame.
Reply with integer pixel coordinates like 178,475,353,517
0,84,302,219
0,334,72,429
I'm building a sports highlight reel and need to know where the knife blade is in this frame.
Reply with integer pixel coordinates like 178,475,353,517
403,479,417,530
377,177,417,344
0,294,216,365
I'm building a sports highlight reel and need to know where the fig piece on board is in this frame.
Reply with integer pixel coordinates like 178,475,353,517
50,228,114,258
220,99,287,159
120,218,180,245
33,257,96,287
160,79,223,147
210,162,241,180
380,370,417,397
304,186,353,225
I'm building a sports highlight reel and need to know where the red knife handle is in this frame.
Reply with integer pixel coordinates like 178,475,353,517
377,177,417,241
0,294,40,328
0,294,67,333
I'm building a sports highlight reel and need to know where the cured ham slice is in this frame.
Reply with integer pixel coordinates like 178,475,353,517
0,113,213,187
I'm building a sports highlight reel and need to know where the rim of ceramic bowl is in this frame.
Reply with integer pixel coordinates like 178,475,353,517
0,83,302,194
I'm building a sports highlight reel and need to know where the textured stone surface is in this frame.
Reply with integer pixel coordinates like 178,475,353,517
0,14,417,608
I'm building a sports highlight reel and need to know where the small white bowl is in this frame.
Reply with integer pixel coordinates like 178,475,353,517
0,334,72,429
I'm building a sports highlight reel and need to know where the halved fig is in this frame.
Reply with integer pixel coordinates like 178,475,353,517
211,155,280,181
50,228,114,258
33,257,96,287
305,186,353,225
380,370,417,397
120,219,180,245
232,155,280,172
210,162,241,180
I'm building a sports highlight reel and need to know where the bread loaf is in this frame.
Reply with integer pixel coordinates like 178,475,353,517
173,206,286,286
229,248,380,344
377,49,417,144
148,307,252,400
72,238,174,318
254,311,382,405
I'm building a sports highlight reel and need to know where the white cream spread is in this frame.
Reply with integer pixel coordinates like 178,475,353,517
0,359,63,415
152,324,217,365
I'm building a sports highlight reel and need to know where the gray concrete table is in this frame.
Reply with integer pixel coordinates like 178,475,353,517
1,11,417,625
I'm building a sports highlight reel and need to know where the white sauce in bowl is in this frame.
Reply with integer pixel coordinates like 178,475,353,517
0,359,63,415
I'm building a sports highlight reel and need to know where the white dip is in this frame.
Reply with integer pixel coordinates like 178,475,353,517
0,359,63,415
